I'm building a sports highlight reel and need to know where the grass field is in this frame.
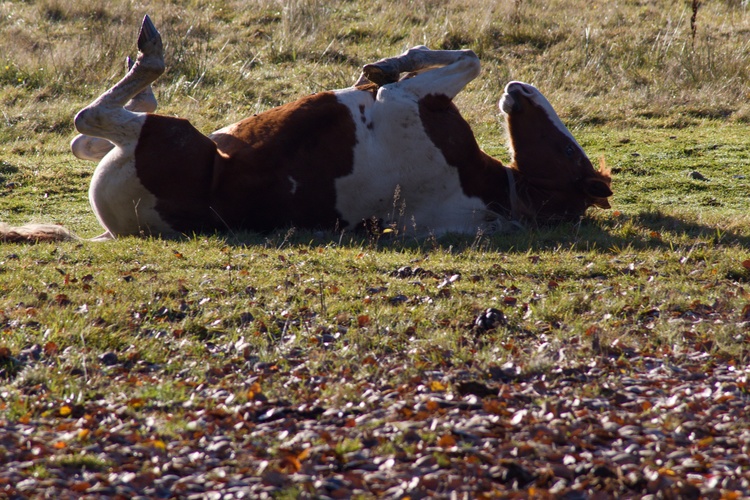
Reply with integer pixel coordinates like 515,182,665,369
1,0,750,497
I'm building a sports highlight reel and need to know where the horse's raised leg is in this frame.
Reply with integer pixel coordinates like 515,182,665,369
70,133,119,162
71,55,158,161
123,56,158,114
75,15,175,240
73,15,164,146
360,46,480,100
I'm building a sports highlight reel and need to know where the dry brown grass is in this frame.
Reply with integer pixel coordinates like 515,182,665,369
2,0,750,134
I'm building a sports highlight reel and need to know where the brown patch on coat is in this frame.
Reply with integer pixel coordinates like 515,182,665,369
208,91,357,232
135,115,220,233
354,82,380,95
418,94,513,216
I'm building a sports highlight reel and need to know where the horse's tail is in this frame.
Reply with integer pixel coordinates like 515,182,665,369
0,223,77,243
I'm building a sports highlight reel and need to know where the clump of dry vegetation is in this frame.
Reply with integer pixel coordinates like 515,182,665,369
3,0,750,131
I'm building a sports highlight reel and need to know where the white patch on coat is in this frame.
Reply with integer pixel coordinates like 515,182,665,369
88,139,173,237
332,86,487,236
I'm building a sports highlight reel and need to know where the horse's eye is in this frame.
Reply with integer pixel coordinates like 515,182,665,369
565,144,575,157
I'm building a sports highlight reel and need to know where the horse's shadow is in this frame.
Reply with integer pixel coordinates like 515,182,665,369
585,210,750,252
216,209,750,257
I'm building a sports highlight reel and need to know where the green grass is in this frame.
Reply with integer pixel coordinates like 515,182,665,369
2,0,750,497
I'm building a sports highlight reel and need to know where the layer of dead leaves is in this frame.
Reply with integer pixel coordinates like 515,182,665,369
1,257,750,498
1,341,748,499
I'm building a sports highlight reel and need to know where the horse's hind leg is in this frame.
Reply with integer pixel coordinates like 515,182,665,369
70,134,118,162
74,15,164,146
71,56,158,161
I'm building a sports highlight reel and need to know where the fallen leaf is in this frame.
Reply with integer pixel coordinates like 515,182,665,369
438,434,456,448
248,382,263,400
70,482,91,493
279,454,301,473
128,398,145,409
44,341,59,355
429,380,446,392
151,439,167,451
357,315,371,327
54,294,70,306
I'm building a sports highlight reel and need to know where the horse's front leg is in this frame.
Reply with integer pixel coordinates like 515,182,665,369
358,46,480,101
357,46,480,100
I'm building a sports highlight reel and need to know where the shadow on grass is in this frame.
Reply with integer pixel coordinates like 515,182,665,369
211,208,750,255
589,209,750,252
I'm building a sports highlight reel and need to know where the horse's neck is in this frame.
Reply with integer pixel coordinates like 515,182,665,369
467,153,520,220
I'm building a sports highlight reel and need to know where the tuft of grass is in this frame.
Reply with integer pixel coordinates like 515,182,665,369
52,453,113,471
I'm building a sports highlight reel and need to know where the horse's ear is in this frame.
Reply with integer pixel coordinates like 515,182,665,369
587,156,613,208
598,156,611,178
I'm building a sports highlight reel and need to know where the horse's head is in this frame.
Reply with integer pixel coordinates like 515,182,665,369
500,81,612,222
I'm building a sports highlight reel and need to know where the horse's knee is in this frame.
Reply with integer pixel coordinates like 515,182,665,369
461,51,481,76
74,107,97,136
461,49,478,59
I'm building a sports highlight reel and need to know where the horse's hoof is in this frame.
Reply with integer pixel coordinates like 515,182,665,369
362,61,400,87
137,15,162,55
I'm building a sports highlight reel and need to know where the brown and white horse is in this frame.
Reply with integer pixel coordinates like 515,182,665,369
1,15,611,242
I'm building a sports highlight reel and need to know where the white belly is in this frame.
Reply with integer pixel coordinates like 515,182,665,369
89,146,173,236
333,88,486,235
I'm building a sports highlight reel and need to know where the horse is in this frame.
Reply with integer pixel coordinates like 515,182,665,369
1,15,611,242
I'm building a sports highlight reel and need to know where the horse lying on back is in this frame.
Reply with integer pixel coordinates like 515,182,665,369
2,15,611,242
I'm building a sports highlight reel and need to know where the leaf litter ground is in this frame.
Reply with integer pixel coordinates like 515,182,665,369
2,344,748,498
1,239,749,498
